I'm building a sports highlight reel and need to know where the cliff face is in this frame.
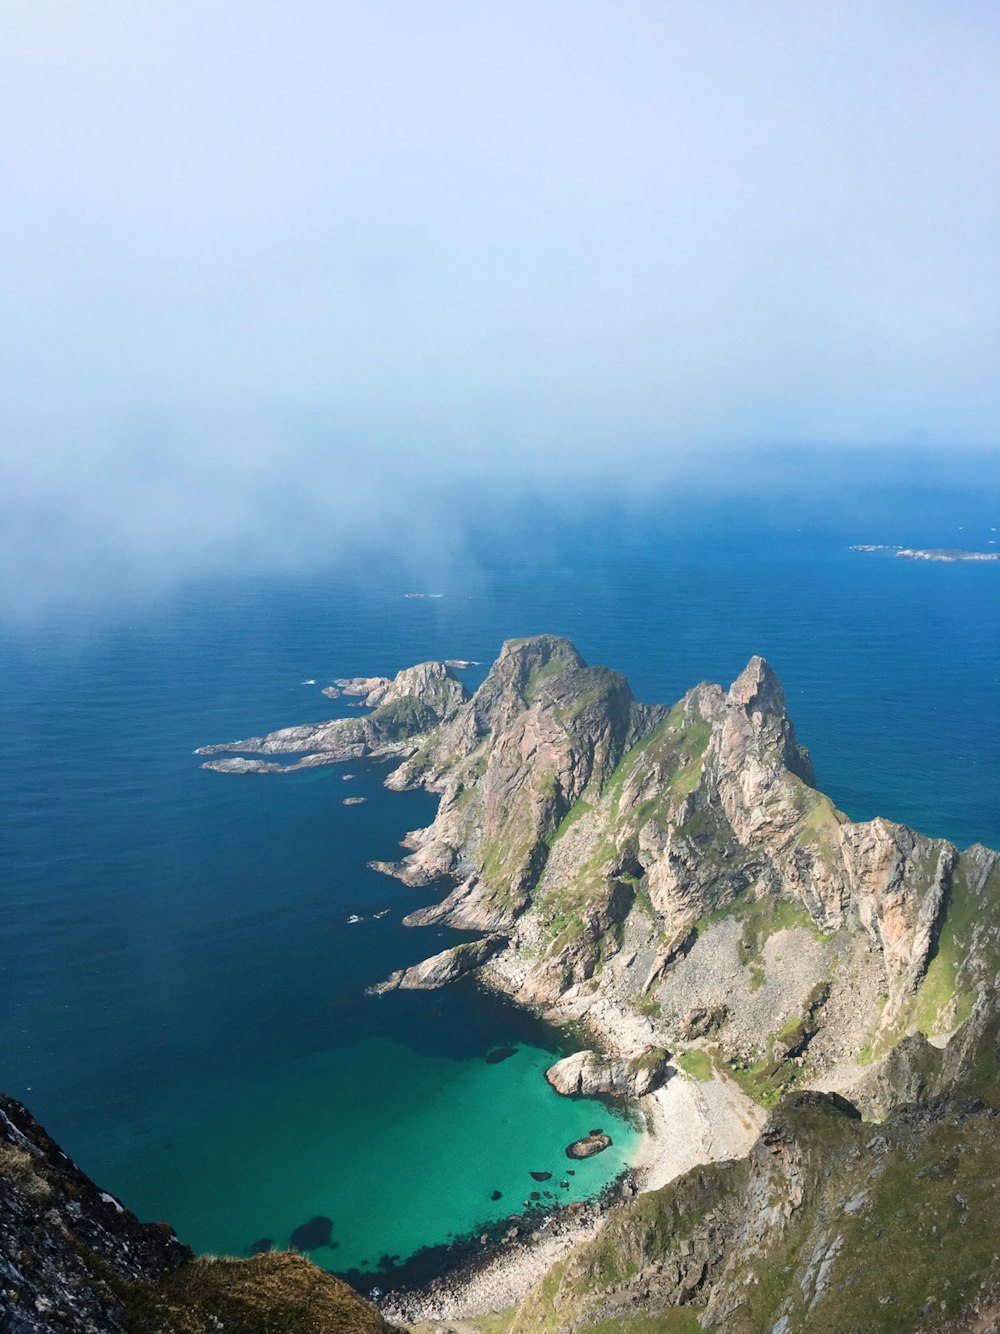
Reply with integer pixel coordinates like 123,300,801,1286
0,1095,401,1334
511,1075,1000,1333
0,1094,189,1333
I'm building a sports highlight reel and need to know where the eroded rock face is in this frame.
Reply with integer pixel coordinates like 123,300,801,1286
368,935,505,993
545,1048,669,1099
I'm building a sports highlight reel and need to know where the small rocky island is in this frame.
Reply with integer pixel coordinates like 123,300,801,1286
851,543,999,561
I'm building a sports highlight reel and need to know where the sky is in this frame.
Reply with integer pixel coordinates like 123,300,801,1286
1,2,999,619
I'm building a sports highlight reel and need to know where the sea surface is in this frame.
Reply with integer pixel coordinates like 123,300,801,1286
2,485,999,1287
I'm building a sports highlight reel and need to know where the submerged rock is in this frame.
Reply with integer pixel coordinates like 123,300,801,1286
485,1045,517,1064
289,1215,334,1250
530,1171,552,1182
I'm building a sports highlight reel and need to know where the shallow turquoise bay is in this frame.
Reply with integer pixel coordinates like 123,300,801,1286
69,1039,638,1276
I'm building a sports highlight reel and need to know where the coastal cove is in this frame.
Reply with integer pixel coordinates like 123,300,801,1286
3,506,999,1298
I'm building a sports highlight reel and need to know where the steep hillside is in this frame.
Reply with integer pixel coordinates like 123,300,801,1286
0,1094,402,1334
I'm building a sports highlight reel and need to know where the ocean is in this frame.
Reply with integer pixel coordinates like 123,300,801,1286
2,480,999,1288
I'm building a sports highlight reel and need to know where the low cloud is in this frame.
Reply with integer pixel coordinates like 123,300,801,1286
2,2,998,622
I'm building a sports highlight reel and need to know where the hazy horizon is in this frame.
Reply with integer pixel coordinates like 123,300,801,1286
2,3,998,622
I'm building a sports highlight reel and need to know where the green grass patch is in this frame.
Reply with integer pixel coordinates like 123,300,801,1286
548,797,592,845
632,991,662,1019
676,1048,713,1081
466,1308,518,1333
911,857,983,1036
629,1045,672,1074
580,1312,704,1334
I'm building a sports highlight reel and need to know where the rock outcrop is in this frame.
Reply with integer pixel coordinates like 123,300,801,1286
0,1094,190,1332
368,935,505,993
545,1048,669,1098
196,659,468,773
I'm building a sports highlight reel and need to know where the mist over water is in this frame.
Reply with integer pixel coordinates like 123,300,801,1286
2,4,999,625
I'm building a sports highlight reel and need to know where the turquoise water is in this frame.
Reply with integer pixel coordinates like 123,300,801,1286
66,1038,636,1278
2,481,999,1286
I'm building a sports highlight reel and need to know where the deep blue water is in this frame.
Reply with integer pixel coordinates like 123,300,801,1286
2,483,999,1282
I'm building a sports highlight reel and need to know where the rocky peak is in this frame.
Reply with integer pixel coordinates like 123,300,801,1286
375,660,467,718
719,655,815,789
726,655,787,722
467,636,586,733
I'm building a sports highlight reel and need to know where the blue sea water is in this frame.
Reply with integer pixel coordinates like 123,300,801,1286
2,482,999,1285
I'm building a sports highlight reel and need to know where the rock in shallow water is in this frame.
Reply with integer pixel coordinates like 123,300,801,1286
565,1133,612,1160
485,1045,517,1064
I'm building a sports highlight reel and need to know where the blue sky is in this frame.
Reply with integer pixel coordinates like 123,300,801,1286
1,2,998,616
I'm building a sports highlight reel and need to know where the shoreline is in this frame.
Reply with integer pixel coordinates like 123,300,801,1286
377,961,766,1327
378,1075,764,1325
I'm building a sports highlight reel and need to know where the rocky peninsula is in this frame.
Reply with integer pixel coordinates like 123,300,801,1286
13,635,998,1331
192,634,1000,1329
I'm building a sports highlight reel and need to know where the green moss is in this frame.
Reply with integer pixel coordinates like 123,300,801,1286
369,694,436,735
580,1313,704,1333
632,991,662,1019
549,797,592,845
466,1309,518,1333
676,1049,712,1081
629,1045,672,1074
738,895,815,959
526,657,567,695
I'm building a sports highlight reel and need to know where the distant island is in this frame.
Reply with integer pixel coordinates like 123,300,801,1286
851,543,999,561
